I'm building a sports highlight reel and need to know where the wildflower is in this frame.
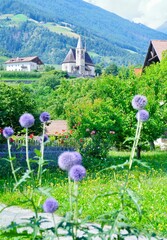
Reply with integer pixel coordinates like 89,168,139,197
0,128,3,134
9,138,14,143
38,134,49,143
3,127,14,138
109,130,115,134
29,133,34,139
19,113,35,128
72,151,82,162
136,110,149,122
69,165,86,181
132,95,147,110
58,151,82,171
91,130,96,135
86,128,90,132
43,198,59,213
39,112,50,123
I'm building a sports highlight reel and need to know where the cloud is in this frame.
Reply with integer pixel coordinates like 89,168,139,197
133,0,167,28
84,0,167,29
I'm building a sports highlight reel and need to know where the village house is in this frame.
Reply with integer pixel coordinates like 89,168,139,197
62,36,95,77
143,40,167,69
5,56,44,72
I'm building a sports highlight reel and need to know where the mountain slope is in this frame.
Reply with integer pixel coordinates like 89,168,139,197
157,21,167,34
0,0,166,65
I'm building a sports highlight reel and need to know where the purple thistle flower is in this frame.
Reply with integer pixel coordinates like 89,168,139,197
136,110,149,122
72,151,82,163
38,134,49,143
69,165,86,181
43,198,59,213
40,112,50,123
132,95,147,110
3,127,14,138
19,113,35,128
58,151,82,171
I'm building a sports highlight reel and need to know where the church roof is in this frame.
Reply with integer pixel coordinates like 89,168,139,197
63,48,94,66
63,49,76,63
143,40,167,68
85,52,93,65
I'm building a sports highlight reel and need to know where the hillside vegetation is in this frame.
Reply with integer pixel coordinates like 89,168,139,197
0,0,166,65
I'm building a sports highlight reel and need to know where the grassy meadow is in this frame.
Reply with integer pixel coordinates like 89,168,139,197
0,151,167,237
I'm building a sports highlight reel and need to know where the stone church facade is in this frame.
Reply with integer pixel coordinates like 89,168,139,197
62,36,95,77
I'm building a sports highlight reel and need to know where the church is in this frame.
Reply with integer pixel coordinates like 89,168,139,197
62,36,95,77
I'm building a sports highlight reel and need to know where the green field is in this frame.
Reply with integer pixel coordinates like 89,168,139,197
44,22,79,38
0,13,79,38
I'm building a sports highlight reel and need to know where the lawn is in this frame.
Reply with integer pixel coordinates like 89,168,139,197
0,151,167,238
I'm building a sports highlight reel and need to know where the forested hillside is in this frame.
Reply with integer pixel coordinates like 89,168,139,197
0,0,166,65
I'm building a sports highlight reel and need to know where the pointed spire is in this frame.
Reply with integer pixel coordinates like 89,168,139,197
77,35,83,49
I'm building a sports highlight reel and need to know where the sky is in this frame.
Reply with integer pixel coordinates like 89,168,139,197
84,0,167,29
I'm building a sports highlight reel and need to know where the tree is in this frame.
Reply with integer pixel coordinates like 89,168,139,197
95,64,103,76
104,63,119,76
0,83,39,133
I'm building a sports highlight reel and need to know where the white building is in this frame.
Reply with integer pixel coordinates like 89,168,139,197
5,56,44,72
62,36,95,77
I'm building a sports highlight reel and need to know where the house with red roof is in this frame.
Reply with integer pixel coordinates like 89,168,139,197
5,56,44,72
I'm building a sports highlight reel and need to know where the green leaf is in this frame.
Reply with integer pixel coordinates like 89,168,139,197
123,137,135,144
36,187,52,198
93,191,118,201
14,170,32,190
34,149,42,157
99,160,129,172
126,188,142,219
133,159,150,169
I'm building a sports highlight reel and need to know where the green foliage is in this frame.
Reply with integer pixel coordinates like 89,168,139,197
95,64,103,76
104,63,119,76
0,83,39,133
0,151,167,237
38,74,60,90
0,71,41,79
47,60,166,155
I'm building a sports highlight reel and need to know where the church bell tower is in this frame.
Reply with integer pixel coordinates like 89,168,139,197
76,36,85,75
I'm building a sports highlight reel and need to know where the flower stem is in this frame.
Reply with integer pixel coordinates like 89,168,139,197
26,128,32,173
68,176,73,213
129,120,143,169
37,122,45,186
73,181,78,240
52,213,60,240
7,138,17,183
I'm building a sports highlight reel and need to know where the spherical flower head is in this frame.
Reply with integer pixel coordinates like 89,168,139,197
69,165,86,181
38,134,49,143
72,151,82,163
132,95,147,110
40,112,50,123
58,151,82,171
136,110,149,122
3,127,14,138
43,198,58,213
19,113,35,128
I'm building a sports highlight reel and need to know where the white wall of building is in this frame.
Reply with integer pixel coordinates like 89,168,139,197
6,61,38,72
62,62,75,73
